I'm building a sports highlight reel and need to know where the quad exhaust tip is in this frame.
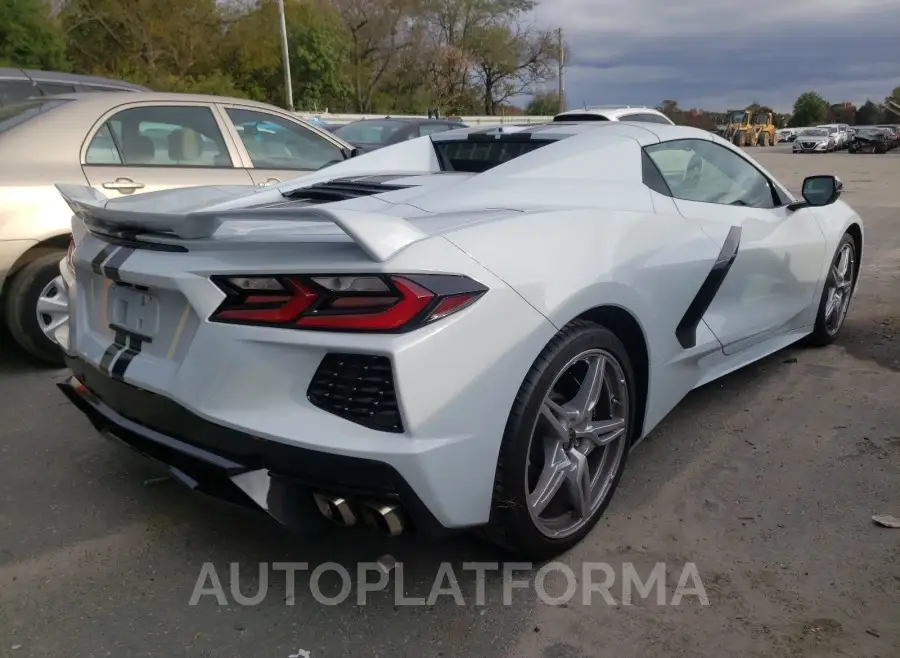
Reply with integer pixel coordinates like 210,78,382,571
312,493,406,536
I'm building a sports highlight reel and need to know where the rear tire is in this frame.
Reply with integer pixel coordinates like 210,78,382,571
482,320,636,559
4,250,67,366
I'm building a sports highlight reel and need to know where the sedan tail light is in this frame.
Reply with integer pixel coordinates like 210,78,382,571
209,274,488,332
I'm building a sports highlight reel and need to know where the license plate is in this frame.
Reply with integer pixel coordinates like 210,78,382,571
110,284,159,338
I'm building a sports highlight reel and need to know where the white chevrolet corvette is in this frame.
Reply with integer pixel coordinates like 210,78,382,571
54,121,862,558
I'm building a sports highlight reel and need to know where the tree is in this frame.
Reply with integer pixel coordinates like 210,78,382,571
59,0,225,84
658,99,683,123
416,0,547,114
220,0,349,109
0,0,69,70
331,0,415,112
856,100,882,125
468,22,555,114
826,102,856,124
526,90,558,115
788,91,828,127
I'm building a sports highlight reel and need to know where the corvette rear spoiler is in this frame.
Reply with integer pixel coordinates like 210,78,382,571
56,184,429,262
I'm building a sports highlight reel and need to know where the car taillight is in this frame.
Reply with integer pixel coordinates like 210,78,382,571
208,274,488,332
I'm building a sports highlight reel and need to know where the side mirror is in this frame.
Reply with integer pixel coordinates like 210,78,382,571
787,175,842,211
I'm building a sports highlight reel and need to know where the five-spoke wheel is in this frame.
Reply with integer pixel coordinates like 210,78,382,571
485,321,634,559
526,349,629,539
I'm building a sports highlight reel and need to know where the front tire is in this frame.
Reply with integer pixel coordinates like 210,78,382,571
4,250,67,366
483,321,636,559
806,233,857,347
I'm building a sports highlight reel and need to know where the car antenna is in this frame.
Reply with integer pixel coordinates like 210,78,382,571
19,68,37,87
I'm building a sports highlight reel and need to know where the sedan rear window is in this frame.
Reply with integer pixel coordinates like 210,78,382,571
0,99,70,136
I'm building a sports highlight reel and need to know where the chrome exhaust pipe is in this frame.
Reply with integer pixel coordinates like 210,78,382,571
359,500,406,537
312,493,357,526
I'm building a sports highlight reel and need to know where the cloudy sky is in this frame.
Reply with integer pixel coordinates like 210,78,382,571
531,0,900,112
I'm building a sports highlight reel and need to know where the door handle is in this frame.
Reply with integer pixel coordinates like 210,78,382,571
256,178,280,187
102,178,145,191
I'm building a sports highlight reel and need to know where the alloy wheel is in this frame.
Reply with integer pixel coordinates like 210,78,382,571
825,243,855,335
525,348,629,539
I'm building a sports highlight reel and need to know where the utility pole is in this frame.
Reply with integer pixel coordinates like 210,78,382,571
277,0,294,111
557,27,565,113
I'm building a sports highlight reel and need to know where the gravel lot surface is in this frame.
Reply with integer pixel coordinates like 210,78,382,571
1,150,897,658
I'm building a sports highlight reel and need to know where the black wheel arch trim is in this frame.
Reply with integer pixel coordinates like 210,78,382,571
675,225,742,349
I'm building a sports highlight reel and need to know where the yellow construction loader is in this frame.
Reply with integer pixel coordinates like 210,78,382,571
718,110,777,146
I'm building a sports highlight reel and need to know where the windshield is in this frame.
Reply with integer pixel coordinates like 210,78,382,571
0,99,70,136
752,113,768,124
726,111,747,123
333,120,404,144
801,128,828,137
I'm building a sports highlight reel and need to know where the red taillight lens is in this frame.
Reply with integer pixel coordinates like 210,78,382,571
209,274,487,332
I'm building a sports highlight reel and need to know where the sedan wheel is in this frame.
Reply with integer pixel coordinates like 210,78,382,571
484,321,635,559
37,275,70,343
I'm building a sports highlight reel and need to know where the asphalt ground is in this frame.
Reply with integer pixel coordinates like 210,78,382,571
1,151,898,658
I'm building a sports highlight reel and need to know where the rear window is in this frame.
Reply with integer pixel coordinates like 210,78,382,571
334,120,404,144
0,80,39,106
0,99,70,136
434,138,553,173
553,113,610,122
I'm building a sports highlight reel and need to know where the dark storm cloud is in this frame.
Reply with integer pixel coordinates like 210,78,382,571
533,0,900,110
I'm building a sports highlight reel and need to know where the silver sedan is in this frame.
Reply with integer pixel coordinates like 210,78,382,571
792,128,837,153
0,92,356,364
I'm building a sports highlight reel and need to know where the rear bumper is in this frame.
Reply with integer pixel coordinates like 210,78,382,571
59,356,451,536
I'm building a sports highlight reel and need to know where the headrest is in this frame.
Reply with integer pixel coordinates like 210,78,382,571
121,134,155,164
168,128,205,162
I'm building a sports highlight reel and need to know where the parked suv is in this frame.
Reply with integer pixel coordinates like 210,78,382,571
0,68,148,106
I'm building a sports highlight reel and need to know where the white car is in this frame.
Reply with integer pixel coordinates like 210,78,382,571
818,123,850,149
553,105,674,125
56,122,862,558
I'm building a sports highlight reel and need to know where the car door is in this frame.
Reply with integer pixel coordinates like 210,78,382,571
81,102,253,198
645,138,826,354
218,105,348,187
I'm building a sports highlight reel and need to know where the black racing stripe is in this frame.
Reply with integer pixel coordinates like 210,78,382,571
99,328,128,375
110,334,145,380
101,247,135,282
98,344,121,374
90,244,117,275
110,348,138,380
675,226,742,349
